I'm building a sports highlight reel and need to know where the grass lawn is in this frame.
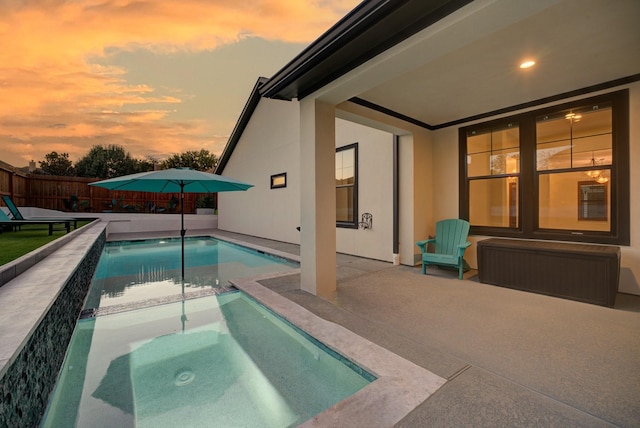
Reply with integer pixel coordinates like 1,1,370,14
0,221,92,266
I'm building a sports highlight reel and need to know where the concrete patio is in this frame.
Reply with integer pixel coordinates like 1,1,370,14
211,230,640,428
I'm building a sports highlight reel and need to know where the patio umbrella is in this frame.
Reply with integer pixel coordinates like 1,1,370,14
89,168,253,285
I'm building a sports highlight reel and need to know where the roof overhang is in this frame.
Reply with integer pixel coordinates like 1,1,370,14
259,0,473,101
261,0,640,129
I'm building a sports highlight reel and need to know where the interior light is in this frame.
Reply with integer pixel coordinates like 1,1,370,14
586,152,608,182
565,112,582,122
520,60,536,69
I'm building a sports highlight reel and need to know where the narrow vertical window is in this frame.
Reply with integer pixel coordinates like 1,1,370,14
336,143,358,228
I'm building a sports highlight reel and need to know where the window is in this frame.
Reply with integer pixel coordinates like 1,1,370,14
536,103,612,232
336,143,358,228
578,182,607,221
466,122,520,228
460,90,629,245
270,172,286,189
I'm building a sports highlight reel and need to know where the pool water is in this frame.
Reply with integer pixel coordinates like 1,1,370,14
84,237,299,309
42,238,372,427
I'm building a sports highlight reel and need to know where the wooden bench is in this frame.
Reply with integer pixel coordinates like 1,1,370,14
477,238,620,307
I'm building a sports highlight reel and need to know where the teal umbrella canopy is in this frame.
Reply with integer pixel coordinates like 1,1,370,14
88,167,253,193
90,168,253,286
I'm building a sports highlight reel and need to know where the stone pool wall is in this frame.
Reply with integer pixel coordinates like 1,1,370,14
0,228,105,427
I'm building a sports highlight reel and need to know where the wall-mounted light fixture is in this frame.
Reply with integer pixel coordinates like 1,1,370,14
359,213,372,230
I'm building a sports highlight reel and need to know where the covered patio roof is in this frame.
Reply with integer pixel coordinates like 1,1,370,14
261,0,640,129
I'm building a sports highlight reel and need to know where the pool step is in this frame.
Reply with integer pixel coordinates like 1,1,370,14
79,285,237,318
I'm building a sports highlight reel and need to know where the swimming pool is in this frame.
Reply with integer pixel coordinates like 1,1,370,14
41,237,373,427
84,237,299,309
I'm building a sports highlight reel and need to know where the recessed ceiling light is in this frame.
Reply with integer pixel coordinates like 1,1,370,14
520,60,536,69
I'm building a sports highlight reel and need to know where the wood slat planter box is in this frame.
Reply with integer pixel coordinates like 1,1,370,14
477,238,620,307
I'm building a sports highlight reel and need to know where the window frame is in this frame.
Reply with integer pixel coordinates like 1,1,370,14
459,90,629,245
465,121,521,229
270,172,287,189
336,143,358,229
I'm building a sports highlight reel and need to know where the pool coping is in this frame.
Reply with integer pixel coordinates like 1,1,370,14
0,219,99,288
208,231,301,264
0,221,108,377
231,271,447,427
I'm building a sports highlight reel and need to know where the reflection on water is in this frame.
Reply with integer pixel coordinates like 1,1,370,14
84,237,298,309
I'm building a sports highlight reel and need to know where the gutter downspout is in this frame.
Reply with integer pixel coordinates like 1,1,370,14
393,135,400,265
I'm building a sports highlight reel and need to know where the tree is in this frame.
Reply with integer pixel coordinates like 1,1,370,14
75,144,148,178
38,151,75,176
135,157,156,173
160,149,217,171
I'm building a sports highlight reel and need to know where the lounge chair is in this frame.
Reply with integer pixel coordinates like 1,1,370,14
416,218,471,280
0,210,70,235
1,195,78,229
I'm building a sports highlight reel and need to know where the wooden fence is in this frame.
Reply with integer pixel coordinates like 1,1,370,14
0,163,215,214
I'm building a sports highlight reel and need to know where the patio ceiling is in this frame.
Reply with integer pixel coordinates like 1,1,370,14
265,0,640,130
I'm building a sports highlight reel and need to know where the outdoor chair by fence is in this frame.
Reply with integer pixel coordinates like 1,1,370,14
416,219,470,280
1,195,77,229
0,210,70,235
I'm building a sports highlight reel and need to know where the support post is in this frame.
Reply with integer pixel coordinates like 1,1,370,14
299,98,336,297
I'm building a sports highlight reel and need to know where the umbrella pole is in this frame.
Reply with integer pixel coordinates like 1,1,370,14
180,182,185,294
181,299,187,333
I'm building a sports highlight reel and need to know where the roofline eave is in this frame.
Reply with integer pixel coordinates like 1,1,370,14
215,77,269,174
259,0,473,101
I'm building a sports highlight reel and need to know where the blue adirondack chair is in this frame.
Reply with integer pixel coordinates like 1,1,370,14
416,219,471,280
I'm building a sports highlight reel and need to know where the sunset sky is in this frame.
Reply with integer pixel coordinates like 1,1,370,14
0,0,360,168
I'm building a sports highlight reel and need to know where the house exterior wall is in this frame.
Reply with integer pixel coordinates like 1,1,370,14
336,102,438,266
431,127,460,222
217,98,301,244
220,81,639,294
218,100,397,263
410,129,435,264
398,134,417,266
624,81,640,295
335,119,394,261
430,81,640,295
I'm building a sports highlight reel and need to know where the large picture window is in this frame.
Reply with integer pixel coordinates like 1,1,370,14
459,90,629,245
336,143,358,228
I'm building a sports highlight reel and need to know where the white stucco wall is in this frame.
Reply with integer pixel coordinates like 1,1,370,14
410,129,435,264
398,134,417,266
218,101,397,262
337,102,438,266
335,119,394,261
430,128,459,225
217,98,301,244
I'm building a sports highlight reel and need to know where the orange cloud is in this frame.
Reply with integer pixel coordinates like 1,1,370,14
0,0,359,167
